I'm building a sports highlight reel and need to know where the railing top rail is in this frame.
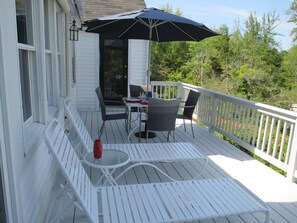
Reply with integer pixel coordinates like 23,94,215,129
151,81,180,86
179,82,297,121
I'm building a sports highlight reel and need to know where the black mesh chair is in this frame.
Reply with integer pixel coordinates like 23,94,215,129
144,98,181,142
177,90,201,138
130,84,146,97
129,84,147,115
95,86,128,139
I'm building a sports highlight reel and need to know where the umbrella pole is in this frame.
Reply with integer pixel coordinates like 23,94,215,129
147,26,152,96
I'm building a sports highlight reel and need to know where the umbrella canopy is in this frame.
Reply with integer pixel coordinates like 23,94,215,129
85,8,219,92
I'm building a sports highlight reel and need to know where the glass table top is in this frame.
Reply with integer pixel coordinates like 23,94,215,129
84,149,130,169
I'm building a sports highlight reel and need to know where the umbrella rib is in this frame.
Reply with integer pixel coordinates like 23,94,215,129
138,18,168,41
169,21,198,41
118,20,139,38
87,19,121,32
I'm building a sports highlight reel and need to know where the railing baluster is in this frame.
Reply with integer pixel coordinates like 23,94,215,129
225,102,234,133
257,114,264,150
247,109,255,145
261,116,270,152
242,107,247,143
267,117,276,155
235,105,241,137
272,119,281,158
216,99,222,128
252,112,260,147
278,121,288,161
285,124,294,164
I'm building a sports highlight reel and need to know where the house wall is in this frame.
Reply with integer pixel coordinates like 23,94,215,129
128,39,149,87
75,33,148,110
0,0,73,222
75,32,100,111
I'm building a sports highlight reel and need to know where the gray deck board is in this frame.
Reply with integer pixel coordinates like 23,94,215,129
52,111,297,223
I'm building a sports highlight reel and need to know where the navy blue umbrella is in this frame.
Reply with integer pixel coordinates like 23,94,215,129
85,8,219,91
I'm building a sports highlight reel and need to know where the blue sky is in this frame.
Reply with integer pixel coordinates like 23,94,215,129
145,0,295,50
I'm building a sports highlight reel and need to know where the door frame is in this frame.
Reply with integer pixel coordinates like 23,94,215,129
99,35,128,103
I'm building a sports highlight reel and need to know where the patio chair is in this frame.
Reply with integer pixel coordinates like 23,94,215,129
64,97,208,180
95,86,128,139
177,90,201,137
144,97,181,142
44,118,270,223
129,84,146,97
128,84,146,117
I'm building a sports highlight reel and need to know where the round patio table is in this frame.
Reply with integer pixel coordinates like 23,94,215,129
84,149,130,186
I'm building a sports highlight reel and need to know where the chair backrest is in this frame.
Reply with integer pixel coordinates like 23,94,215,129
183,90,201,118
130,84,146,97
43,119,99,223
95,86,107,120
64,97,93,153
147,98,181,131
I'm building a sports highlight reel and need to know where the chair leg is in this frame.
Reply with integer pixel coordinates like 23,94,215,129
125,118,128,134
99,121,105,139
173,130,175,142
183,119,186,131
191,120,194,138
167,131,170,142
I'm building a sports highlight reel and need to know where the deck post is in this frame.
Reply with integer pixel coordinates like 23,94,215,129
177,82,183,99
209,94,218,133
287,120,297,182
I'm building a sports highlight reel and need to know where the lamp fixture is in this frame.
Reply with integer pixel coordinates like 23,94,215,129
69,19,79,41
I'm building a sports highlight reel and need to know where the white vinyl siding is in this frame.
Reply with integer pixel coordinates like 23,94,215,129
128,39,148,86
76,32,99,110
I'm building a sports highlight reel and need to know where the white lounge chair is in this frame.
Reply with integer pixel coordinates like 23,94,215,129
64,97,208,181
44,119,270,223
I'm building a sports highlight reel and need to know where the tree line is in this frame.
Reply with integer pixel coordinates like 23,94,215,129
150,3,297,110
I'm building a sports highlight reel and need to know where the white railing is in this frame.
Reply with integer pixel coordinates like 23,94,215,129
151,81,297,182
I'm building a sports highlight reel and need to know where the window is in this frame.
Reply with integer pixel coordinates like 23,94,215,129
18,50,32,121
16,0,36,124
16,0,33,45
43,0,50,50
44,0,55,107
16,0,68,125
56,6,66,97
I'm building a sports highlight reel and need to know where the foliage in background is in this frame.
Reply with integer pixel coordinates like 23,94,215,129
151,4,297,110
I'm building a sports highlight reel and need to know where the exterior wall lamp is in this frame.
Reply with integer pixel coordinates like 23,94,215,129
69,19,79,41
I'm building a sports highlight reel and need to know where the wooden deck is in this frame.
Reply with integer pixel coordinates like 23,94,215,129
51,110,297,223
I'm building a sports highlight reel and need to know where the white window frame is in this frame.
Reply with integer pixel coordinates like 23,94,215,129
17,45,36,127
44,0,57,108
16,0,37,126
55,3,67,98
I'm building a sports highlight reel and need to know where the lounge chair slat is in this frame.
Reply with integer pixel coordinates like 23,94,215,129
125,185,142,222
119,186,134,222
144,183,171,221
155,183,182,220
137,184,157,222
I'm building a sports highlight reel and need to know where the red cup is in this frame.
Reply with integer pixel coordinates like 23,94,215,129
93,139,102,159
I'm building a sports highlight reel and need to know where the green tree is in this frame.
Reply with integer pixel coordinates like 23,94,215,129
287,0,297,42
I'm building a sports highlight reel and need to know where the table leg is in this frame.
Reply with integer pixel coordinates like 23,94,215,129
96,168,118,186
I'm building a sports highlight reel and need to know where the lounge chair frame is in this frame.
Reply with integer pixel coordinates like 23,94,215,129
44,119,270,223
64,97,208,181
